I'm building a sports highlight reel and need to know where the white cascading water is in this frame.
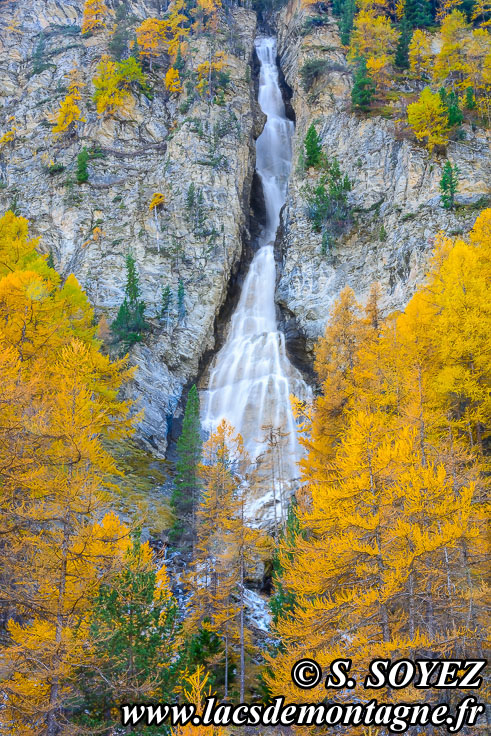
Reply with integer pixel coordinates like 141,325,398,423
202,37,311,527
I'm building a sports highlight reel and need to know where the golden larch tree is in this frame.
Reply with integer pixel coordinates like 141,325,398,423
408,29,433,77
185,420,270,700
81,0,109,34
407,86,450,151
0,212,138,735
264,210,490,713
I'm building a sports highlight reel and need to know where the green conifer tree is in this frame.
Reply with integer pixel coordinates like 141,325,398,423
175,44,184,72
304,124,323,169
395,17,412,69
339,0,356,45
177,278,186,323
76,147,89,184
439,160,460,210
439,88,464,127
181,625,230,693
465,87,476,110
185,184,206,235
161,283,172,327
186,182,196,211
75,539,181,731
170,385,202,545
404,0,432,27
303,156,352,237
269,503,302,628
111,252,148,348
351,58,376,111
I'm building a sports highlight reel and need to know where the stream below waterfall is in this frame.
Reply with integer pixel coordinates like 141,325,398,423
202,37,311,528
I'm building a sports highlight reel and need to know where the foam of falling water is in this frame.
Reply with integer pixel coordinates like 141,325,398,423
202,37,311,526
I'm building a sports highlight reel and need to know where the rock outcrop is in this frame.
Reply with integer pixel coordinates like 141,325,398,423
0,0,259,454
276,0,490,356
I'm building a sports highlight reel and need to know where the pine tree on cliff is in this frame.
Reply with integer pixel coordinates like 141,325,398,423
111,252,147,348
439,160,460,210
170,385,202,545
351,58,376,111
304,124,323,169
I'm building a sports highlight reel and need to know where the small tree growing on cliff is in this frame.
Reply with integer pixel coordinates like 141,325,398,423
82,0,109,34
177,278,186,323
76,147,89,184
439,160,460,209
351,57,376,111
111,252,147,348
407,87,450,152
303,157,352,236
186,183,206,235
304,124,323,169
161,284,173,331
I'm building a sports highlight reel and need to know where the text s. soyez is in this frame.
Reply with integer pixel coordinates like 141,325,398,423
324,659,486,689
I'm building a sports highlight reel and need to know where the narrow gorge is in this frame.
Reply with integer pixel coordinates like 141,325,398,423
0,0,489,730
202,37,311,527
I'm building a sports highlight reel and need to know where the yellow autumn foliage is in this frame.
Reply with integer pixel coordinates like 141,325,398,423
265,210,490,708
409,29,433,77
52,95,83,134
0,128,16,147
0,211,138,734
349,10,400,64
81,0,109,34
407,86,450,151
165,66,183,93
92,55,148,116
136,3,189,66
149,192,166,209
196,51,226,97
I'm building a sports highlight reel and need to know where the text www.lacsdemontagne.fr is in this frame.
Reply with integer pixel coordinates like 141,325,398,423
121,695,485,733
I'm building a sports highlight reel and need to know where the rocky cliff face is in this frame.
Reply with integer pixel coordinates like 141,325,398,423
276,0,490,356
0,0,259,454
1,0,489,459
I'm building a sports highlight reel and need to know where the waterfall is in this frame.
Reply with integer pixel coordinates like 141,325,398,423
202,37,311,527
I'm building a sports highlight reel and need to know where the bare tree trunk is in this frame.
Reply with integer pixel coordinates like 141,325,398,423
239,494,246,702
47,511,70,736
367,436,390,643
426,580,434,640
408,571,415,640
208,45,212,104
239,551,245,701
224,628,229,699
267,426,278,535
417,366,427,468
154,207,160,253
